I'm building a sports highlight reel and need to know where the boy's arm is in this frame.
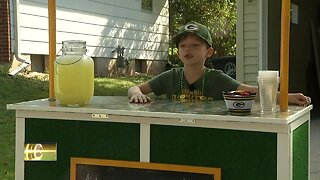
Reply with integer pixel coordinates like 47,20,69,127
237,84,259,101
287,93,311,106
237,84,258,94
128,83,152,103
237,84,311,106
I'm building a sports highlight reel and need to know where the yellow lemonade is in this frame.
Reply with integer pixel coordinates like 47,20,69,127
54,41,94,106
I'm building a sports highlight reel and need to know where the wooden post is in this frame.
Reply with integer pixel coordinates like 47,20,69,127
280,0,291,112
48,0,56,101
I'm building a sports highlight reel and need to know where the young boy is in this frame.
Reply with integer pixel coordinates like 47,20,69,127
128,21,311,106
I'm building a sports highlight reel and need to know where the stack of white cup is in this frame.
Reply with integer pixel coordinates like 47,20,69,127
257,71,279,114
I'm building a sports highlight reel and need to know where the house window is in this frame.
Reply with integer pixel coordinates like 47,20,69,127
141,0,153,11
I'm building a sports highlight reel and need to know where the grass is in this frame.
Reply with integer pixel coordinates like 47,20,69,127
94,75,152,96
0,65,152,179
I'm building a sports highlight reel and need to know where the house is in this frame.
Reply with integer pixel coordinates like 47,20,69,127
1,0,320,102
2,0,169,76
237,0,320,106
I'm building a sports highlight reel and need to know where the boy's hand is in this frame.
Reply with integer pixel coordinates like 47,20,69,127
129,93,151,103
288,93,311,106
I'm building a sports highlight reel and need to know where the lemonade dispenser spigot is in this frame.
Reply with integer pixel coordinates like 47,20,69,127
54,40,94,106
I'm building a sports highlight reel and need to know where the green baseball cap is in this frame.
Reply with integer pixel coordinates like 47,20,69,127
174,21,213,47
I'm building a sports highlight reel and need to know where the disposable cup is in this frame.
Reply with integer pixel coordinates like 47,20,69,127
257,71,279,114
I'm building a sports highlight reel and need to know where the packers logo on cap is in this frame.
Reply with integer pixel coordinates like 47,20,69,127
185,23,199,31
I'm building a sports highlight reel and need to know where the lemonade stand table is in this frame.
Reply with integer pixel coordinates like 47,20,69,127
7,96,312,180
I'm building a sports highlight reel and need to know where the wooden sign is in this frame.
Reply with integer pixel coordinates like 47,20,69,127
70,157,221,180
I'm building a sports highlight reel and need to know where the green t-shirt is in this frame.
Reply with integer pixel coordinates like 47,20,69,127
148,67,240,101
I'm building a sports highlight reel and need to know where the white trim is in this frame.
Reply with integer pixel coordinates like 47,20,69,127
15,117,25,180
290,128,293,180
140,124,150,162
308,120,311,180
10,0,15,53
15,110,289,133
290,113,310,131
259,0,269,70
236,0,244,82
277,132,290,180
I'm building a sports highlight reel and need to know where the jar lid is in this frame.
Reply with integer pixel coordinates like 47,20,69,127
62,40,87,53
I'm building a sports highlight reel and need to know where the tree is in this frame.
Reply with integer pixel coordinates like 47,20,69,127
169,0,236,63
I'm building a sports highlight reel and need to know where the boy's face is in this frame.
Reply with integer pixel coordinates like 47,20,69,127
178,34,213,67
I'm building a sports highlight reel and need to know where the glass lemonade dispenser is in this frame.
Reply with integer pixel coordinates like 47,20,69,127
54,40,94,106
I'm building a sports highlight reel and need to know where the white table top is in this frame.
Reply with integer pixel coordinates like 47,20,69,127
7,96,313,125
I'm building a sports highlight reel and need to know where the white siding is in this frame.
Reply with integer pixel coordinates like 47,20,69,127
236,0,259,86
17,0,169,60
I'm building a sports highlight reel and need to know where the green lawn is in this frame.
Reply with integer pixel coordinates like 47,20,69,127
0,65,152,179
